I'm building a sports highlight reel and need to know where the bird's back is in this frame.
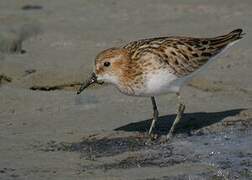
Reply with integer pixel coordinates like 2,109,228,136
120,29,244,96
123,29,244,77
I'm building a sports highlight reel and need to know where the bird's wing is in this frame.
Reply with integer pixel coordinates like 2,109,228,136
123,29,244,77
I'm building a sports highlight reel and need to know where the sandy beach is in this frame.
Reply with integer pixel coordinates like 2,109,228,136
0,0,251,179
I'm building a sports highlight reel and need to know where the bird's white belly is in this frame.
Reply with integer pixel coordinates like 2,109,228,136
136,70,185,96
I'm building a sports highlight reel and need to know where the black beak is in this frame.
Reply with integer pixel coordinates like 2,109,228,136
77,72,99,94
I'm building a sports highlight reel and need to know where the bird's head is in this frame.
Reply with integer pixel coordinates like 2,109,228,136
77,48,129,94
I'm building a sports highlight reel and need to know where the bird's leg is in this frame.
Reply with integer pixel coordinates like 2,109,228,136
148,96,159,135
167,92,185,140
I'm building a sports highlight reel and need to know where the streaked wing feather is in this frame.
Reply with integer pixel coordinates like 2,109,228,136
123,29,244,77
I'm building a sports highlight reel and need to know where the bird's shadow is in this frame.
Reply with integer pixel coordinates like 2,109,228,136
115,109,244,135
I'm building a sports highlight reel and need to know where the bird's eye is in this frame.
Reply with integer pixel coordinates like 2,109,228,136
104,61,111,67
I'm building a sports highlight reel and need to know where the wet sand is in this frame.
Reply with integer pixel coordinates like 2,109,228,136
0,0,251,179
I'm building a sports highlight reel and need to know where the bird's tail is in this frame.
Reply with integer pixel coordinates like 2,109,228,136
209,29,245,46
226,29,245,41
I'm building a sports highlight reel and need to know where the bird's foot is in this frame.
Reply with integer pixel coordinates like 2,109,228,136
166,132,173,141
148,133,159,141
158,135,172,144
